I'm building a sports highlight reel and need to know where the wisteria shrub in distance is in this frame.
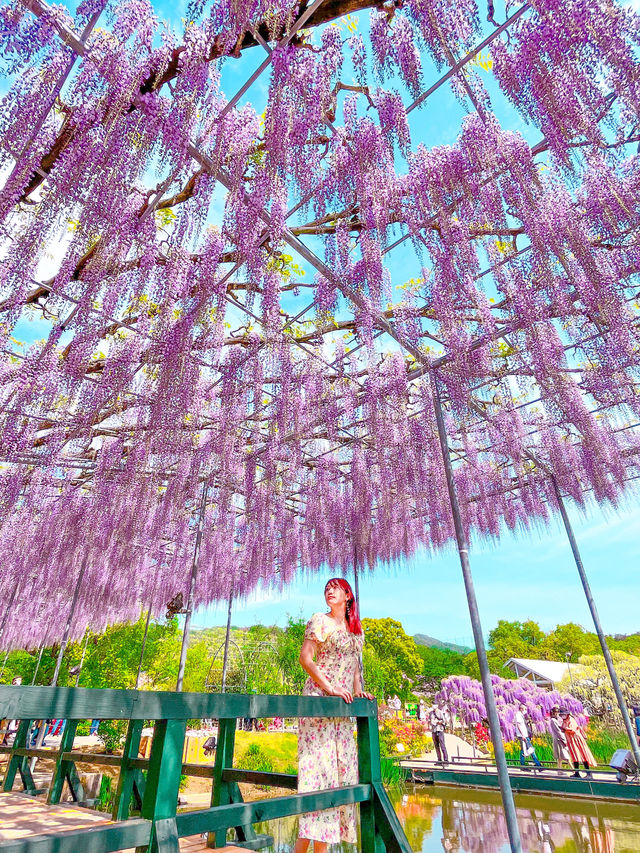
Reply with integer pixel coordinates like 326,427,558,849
437,675,586,742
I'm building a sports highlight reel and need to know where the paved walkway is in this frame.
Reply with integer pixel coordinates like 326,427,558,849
418,731,485,762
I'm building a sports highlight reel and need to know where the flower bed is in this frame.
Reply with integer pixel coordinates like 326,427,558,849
379,718,432,758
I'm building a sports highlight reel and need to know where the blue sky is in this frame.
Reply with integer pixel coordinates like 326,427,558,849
195,496,640,643
8,0,640,645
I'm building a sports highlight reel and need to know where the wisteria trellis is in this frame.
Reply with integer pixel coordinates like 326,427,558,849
1,0,640,651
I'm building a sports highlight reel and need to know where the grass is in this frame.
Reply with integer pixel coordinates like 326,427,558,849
381,757,404,787
234,731,298,773
585,727,630,765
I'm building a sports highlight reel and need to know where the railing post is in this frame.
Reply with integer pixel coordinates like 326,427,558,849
137,718,186,853
357,705,385,853
208,716,237,848
113,718,145,820
357,705,413,853
2,719,35,794
47,719,82,804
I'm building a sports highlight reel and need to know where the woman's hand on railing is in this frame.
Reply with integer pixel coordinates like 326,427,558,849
328,686,353,703
354,691,375,700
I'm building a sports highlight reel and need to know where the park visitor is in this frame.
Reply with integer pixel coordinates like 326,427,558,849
418,698,427,723
391,694,402,719
514,703,542,770
549,707,571,771
632,705,640,746
293,578,373,853
0,677,22,745
561,710,596,779
429,698,449,765
474,717,490,751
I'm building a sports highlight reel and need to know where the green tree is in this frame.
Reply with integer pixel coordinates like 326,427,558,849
274,616,308,694
462,650,515,681
361,618,422,699
488,619,545,661
416,645,467,686
608,634,640,655
0,649,41,685
539,623,600,662
361,644,388,701
1,617,182,690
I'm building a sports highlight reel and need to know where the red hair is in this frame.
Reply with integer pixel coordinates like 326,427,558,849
325,578,362,635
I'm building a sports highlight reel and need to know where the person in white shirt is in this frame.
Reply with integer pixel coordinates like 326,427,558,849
514,703,542,770
429,698,449,764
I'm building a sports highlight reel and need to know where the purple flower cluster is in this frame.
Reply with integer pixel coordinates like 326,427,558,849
438,674,586,742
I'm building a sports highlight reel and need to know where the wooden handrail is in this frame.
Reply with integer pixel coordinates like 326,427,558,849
0,687,412,853
175,784,372,835
0,685,376,721
0,818,152,853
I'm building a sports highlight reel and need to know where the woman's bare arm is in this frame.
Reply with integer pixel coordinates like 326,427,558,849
299,638,353,702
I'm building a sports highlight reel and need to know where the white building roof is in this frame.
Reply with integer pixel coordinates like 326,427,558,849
505,658,579,685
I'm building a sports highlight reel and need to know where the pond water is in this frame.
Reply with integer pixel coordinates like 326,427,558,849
255,784,640,853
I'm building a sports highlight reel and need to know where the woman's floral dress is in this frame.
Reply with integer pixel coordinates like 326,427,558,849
298,612,364,844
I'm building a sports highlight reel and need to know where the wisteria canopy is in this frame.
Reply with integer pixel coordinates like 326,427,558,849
1,0,640,650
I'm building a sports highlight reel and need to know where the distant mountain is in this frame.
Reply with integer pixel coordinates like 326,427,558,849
414,634,472,654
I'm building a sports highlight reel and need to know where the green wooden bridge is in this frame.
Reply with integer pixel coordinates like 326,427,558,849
0,686,411,853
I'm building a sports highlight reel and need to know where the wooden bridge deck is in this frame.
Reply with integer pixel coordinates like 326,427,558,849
0,793,114,840
0,793,211,851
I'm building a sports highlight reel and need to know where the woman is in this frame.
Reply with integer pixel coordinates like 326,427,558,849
561,710,596,778
474,717,490,751
294,578,372,853
549,707,571,770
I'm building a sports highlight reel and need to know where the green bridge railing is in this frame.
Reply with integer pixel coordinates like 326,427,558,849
0,686,411,853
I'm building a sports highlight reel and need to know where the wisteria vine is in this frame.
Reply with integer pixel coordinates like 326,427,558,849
0,0,639,649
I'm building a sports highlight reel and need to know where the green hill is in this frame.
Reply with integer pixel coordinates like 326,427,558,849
413,634,471,654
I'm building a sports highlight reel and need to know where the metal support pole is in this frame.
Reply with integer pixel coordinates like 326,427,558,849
136,603,153,690
353,547,360,606
31,643,45,685
75,628,90,687
51,558,88,687
221,587,234,694
431,372,522,853
552,477,640,770
176,482,209,692
31,559,87,769
353,546,365,689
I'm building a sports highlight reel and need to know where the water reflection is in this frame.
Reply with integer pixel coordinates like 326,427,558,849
253,784,640,853
391,787,635,852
